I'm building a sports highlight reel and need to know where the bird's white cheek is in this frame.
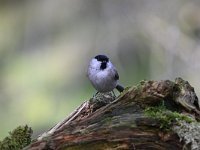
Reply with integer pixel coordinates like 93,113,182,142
90,59,101,70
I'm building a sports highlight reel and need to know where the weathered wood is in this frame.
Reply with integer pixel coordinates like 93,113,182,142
25,78,200,150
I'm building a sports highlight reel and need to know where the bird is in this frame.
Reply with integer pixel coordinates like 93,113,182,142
87,54,124,95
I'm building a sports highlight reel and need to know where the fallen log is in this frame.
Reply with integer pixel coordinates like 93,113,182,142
25,78,200,150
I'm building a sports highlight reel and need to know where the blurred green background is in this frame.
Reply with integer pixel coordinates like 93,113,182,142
1,0,200,139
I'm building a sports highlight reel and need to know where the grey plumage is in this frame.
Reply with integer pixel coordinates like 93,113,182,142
87,55,124,93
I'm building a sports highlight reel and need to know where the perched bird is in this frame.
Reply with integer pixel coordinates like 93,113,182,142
87,54,124,95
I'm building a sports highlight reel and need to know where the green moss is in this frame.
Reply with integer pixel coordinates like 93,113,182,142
144,101,195,130
0,125,32,150
121,86,132,93
116,86,132,98
134,80,146,90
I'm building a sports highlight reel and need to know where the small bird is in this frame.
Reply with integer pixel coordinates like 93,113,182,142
87,54,124,95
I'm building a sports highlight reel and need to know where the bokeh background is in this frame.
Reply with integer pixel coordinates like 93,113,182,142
1,0,200,139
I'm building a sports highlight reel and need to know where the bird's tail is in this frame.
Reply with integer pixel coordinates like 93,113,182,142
116,84,124,93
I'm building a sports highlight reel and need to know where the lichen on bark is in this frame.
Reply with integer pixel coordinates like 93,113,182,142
173,121,200,150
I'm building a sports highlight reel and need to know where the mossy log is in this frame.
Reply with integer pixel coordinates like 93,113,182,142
25,78,200,150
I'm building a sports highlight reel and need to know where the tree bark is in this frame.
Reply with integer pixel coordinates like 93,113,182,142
25,78,200,150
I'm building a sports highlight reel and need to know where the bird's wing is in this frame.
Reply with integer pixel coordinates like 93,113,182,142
114,69,119,80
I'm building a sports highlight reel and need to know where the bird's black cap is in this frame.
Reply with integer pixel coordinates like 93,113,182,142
94,55,109,62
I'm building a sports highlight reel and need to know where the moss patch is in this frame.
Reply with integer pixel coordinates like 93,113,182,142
144,101,195,130
0,125,32,150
